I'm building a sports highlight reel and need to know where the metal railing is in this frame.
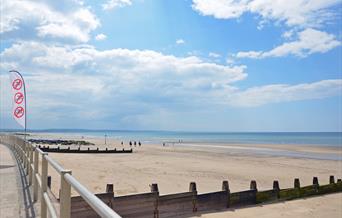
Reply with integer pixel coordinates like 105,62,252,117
0,134,121,218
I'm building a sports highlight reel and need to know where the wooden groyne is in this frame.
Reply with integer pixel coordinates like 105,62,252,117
37,145,133,154
69,176,342,218
28,139,95,146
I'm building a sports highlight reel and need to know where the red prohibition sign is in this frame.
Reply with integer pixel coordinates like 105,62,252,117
14,106,25,119
12,79,23,90
14,92,24,104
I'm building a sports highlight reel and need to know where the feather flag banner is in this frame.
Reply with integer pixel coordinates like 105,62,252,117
10,70,26,129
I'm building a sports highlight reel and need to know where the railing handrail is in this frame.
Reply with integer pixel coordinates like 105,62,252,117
0,134,122,218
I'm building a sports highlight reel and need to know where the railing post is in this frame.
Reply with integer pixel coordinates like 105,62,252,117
33,148,39,202
24,141,30,175
60,170,72,218
21,141,25,164
18,138,23,164
29,145,33,186
23,141,29,175
41,153,48,218
25,142,29,175
22,140,27,169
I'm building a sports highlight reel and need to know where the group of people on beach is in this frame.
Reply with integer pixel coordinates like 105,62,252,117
122,141,142,147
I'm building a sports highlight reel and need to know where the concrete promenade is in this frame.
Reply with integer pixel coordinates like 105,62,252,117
0,144,35,218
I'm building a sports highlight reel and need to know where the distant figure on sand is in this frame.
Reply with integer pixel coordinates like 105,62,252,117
121,141,123,146
163,142,165,146
138,141,141,146
134,141,136,146
129,141,132,147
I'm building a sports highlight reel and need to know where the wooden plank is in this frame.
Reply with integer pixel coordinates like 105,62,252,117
197,191,228,211
158,192,196,217
230,190,256,207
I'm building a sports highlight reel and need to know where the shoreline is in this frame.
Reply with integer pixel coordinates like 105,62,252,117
26,132,342,161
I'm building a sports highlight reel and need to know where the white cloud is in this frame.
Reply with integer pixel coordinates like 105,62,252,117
0,41,249,127
1,41,340,113
102,0,132,10
282,30,295,39
228,80,342,107
176,39,185,44
192,0,248,19
236,51,262,59
0,0,100,43
0,41,247,107
192,0,340,28
209,52,221,58
95,33,107,41
1,41,341,128
236,28,341,58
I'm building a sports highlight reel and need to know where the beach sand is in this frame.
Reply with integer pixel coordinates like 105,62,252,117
31,134,342,217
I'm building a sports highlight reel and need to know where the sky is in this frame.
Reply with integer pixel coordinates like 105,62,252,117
0,0,341,132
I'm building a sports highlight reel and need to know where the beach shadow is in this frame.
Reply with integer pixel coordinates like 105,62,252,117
0,164,15,169
184,193,338,218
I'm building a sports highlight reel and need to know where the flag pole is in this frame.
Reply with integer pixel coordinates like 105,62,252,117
9,70,27,139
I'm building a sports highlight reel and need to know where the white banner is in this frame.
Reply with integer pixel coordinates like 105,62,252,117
10,70,26,129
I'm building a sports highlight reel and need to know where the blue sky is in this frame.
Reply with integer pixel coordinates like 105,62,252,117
0,0,341,131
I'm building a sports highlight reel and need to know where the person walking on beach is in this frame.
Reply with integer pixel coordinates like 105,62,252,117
129,141,132,147
138,141,141,146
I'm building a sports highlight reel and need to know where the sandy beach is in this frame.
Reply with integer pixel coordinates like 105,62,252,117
30,134,342,217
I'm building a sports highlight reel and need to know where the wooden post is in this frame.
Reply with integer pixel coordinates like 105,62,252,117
106,184,114,209
150,184,159,218
313,177,319,186
47,176,52,189
26,142,30,175
151,183,159,193
329,175,335,184
28,146,33,186
294,178,300,189
250,180,257,190
313,177,319,191
106,184,114,193
222,180,230,208
273,180,280,198
60,170,72,218
41,153,48,218
189,182,197,192
23,141,27,171
33,148,39,202
273,180,280,190
189,182,198,212
250,180,257,204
